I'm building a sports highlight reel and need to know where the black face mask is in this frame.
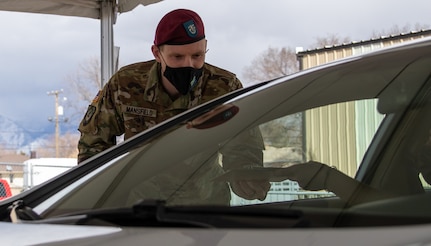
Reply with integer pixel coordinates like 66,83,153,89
163,66,203,95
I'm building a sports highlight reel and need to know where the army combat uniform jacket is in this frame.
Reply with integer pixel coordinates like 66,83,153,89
78,60,266,205
78,60,243,163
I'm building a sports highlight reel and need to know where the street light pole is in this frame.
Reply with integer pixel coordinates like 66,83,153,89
47,89,63,158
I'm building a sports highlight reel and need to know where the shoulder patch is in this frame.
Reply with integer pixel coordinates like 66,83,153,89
82,105,96,126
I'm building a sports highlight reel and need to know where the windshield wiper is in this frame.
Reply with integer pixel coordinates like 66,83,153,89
21,200,309,228
133,200,309,228
42,200,310,228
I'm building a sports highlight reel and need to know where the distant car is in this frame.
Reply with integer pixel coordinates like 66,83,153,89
0,179,12,200
1,37,431,245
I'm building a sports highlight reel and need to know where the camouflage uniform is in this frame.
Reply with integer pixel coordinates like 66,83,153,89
78,60,265,206
78,60,243,163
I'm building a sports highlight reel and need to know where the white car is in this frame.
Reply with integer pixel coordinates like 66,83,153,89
1,37,431,245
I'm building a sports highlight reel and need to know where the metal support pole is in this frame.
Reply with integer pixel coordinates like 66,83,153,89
100,0,117,87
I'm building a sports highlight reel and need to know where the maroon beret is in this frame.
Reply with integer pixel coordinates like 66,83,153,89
154,9,205,46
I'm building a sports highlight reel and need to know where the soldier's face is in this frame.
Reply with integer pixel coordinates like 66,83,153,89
153,39,207,71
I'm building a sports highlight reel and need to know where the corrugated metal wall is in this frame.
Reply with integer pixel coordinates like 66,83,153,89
305,101,358,177
302,49,353,69
298,30,431,177
300,31,431,70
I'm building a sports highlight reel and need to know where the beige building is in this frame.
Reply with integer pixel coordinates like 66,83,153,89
296,29,431,177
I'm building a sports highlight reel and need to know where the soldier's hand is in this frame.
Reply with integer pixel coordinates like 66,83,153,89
283,161,332,191
230,180,271,201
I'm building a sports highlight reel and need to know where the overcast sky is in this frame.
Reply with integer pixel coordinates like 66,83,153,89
0,0,430,134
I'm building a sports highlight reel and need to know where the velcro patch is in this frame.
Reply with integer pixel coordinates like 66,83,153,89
82,105,96,126
125,106,157,117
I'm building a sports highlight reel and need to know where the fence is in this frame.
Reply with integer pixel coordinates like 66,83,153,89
230,180,334,206
0,162,26,195
0,159,75,195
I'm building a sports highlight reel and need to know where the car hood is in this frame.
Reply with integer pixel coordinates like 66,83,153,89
3,222,431,245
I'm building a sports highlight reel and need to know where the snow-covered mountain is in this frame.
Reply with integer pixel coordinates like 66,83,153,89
0,115,78,151
0,115,34,150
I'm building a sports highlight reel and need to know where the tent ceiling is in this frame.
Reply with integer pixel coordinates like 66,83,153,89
0,0,163,86
0,0,162,19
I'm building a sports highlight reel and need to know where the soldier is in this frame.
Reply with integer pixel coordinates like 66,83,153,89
77,9,270,203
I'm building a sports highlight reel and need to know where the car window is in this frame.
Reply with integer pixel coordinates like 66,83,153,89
41,98,387,212
231,99,385,205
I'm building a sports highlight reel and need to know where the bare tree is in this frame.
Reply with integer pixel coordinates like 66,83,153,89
370,23,430,39
310,33,351,48
33,133,79,158
242,34,353,154
33,57,103,159
64,56,101,125
242,47,299,85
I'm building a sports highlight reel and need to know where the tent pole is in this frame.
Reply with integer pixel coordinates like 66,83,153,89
100,0,116,88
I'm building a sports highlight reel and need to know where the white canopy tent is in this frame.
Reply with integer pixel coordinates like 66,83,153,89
0,0,163,86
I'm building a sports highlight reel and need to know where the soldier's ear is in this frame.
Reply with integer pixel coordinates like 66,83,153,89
151,45,162,63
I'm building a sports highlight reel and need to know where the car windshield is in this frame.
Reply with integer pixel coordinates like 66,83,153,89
32,39,431,227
